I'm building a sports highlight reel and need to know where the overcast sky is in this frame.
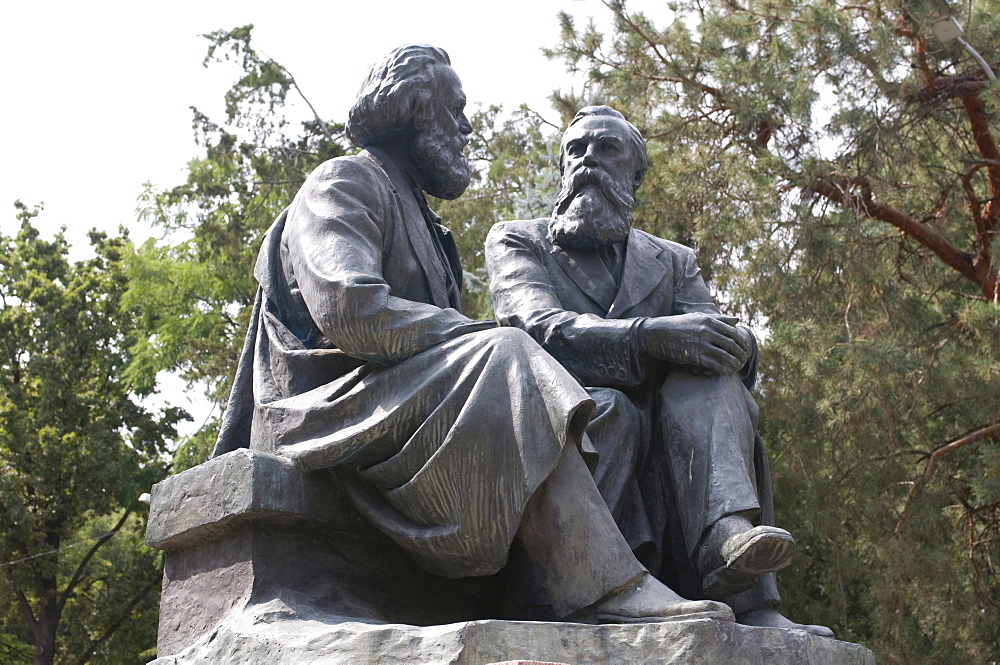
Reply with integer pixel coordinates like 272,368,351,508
0,0,664,431
1,0,668,246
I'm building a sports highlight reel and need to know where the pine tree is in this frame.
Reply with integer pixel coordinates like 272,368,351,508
546,1,1000,660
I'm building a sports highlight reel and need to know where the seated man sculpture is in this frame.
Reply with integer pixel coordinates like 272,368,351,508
211,45,731,625
485,105,833,637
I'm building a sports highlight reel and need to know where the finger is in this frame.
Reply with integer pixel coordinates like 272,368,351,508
734,326,753,354
716,315,739,326
705,317,745,345
700,343,744,373
697,353,736,375
703,328,746,360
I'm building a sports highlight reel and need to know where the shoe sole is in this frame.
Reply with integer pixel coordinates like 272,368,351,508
703,528,795,597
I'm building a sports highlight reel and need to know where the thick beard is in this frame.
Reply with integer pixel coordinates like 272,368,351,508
549,168,634,249
411,118,471,200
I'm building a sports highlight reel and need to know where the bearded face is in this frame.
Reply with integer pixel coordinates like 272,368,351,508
408,66,472,201
410,110,471,200
549,166,636,250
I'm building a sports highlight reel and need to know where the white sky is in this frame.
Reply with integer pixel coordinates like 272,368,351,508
0,0,665,433
0,0,671,245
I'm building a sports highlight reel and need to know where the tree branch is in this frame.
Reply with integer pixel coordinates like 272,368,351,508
252,43,334,144
76,574,159,665
961,163,986,225
895,422,1000,536
607,0,729,106
15,589,38,633
807,178,976,277
57,509,131,614
959,91,1000,250
285,71,335,144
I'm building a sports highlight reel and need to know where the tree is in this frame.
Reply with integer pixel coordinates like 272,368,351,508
129,9,1000,660
547,1,1000,661
127,26,350,469
0,202,184,665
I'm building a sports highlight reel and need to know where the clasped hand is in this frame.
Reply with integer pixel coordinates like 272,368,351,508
641,313,752,375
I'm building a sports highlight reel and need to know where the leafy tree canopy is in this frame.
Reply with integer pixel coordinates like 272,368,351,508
0,202,184,665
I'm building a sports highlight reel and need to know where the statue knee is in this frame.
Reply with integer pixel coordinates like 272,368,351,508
588,387,641,439
481,325,536,348
660,370,749,405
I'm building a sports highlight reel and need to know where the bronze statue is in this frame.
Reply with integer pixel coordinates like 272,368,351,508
486,105,833,636
212,47,730,624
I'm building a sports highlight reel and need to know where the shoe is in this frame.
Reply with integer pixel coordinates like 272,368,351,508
565,572,735,624
699,518,795,598
737,608,835,638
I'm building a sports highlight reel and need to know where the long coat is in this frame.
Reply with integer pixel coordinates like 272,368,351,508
486,218,778,613
213,152,593,579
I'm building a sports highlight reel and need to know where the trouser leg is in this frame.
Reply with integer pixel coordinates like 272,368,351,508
518,444,645,618
722,433,782,613
657,371,762,559
585,387,654,553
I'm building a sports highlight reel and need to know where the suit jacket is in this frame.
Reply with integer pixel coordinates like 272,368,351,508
214,149,493,457
485,218,756,388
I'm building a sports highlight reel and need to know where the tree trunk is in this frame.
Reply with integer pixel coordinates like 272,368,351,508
31,578,59,665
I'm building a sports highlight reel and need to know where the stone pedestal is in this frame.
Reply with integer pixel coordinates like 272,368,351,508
147,599,875,665
146,450,876,664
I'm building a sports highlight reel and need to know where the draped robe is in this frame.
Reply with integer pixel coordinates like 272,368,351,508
213,150,593,578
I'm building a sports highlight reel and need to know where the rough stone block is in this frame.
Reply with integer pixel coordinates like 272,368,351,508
146,450,876,664
146,447,362,550
147,450,508,656
148,599,877,664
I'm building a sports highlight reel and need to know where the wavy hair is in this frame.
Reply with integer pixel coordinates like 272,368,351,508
347,44,452,148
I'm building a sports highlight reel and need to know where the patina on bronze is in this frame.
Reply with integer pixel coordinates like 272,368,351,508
212,47,730,624
486,105,833,637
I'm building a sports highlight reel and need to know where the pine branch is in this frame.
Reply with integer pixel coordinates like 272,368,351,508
959,91,1000,257
894,422,1000,536
807,178,977,279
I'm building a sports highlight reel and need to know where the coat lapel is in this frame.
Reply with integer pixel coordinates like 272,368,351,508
362,150,452,309
607,231,668,318
551,244,620,312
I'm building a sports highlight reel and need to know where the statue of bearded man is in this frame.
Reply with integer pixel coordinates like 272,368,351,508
486,105,834,636
213,47,731,625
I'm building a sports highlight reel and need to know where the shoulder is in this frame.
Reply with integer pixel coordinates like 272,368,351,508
631,228,698,263
486,218,551,250
292,153,396,222
306,153,391,192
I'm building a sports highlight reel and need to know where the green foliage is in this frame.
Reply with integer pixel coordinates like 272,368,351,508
546,1,1000,661
128,27,351,467
0,202,183,664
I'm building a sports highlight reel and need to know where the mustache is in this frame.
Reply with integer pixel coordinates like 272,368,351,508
554,167,635,216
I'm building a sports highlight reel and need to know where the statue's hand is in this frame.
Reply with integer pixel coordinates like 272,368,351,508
641,314,751,375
